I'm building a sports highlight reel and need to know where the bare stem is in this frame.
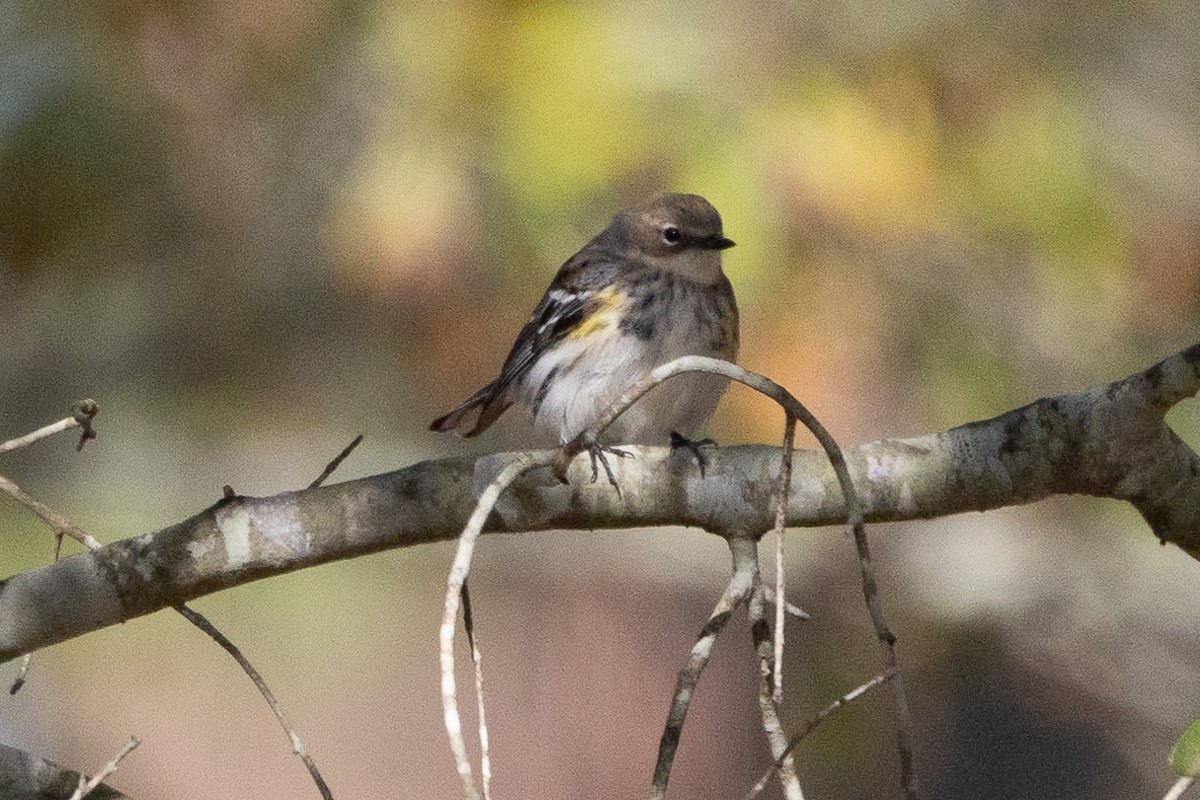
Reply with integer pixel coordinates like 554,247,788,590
2,405,97,694
3,410,334,799
309,435,364,489
773,413,796,706
462,582,492,800
0,417,78,454
1163,776,1196,800
761,587,810,621
0,400,98,456
9,654,32,695
10,519,71,694
748,578,803,800
0,475,103,550
175,604,333,799
67,735,139,800
740,671,896,800
442,453,549,800
650,537,758,800
559,355,915,798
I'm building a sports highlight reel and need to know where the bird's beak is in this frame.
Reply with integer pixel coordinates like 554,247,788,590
703,235,736,250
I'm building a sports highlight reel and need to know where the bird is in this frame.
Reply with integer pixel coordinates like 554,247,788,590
430,192,739,483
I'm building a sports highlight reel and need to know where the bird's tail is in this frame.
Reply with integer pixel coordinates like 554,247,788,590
429,380,511,437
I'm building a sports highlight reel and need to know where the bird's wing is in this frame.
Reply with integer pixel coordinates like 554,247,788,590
488,254,617,397
429,251,619,437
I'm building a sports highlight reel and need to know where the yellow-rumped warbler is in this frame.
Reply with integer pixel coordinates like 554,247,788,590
431,193,738,476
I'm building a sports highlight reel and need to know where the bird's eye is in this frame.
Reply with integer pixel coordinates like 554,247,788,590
662,226,682,244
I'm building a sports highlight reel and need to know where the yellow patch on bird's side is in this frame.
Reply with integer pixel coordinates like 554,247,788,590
564,287,627,339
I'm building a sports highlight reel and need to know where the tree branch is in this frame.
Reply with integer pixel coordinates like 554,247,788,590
650,537,757,799
0,741,132,799
1,342,1197,663
747,563,804,800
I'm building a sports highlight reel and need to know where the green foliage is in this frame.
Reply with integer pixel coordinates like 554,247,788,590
1170,720,1200,777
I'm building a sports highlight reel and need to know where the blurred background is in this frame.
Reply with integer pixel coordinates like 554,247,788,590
2,0,1199,797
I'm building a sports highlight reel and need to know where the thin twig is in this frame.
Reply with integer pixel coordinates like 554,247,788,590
559,356,914,797
0,417,77,454
773,414,796,706
161,462,346,799
2,407,100,693
0,475,103,550
67,735,139,800
1164,776,1197,800
740,670,895,800
9,654,31,694
10,517,70,694
0,400,98,456
309,435,364,489
3,415,333,798
3,407,331,797
174,604,333,799
760,586,810,621
462,582,492,800
748,566,804,799
442,453,549,800
650,537,758,800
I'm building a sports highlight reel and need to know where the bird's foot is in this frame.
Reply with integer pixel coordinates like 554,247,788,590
670,431,717,478
588,442,632,495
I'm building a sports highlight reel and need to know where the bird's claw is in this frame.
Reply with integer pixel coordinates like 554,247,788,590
588,443,631,495
669,432,717,478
